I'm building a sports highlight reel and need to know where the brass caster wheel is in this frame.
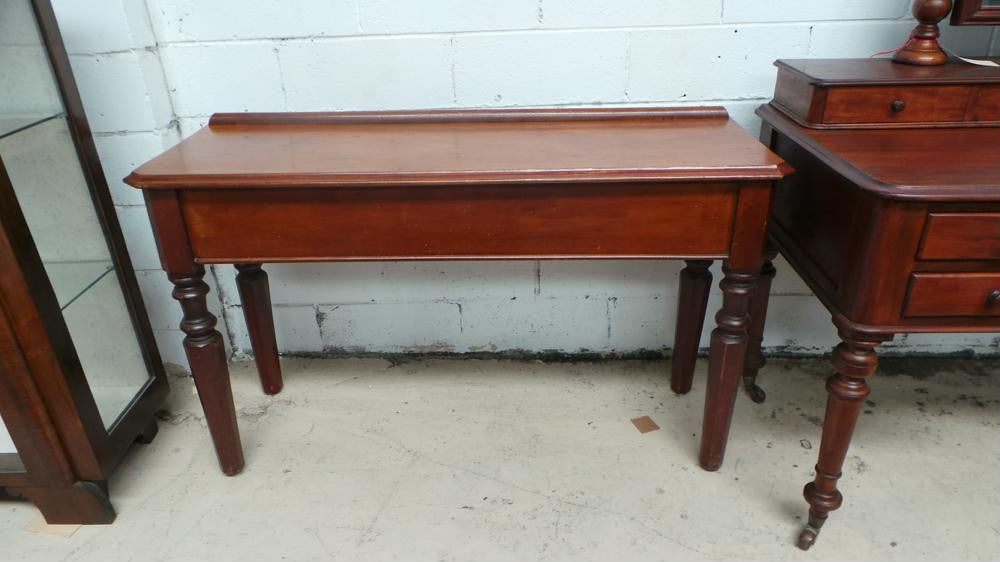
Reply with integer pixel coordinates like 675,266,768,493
797,525,820,550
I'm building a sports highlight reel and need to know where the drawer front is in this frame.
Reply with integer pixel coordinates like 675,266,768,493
823,85,971,125
919,212,1000,260
904,272,1000,317
967,86,1000,122
181,183,740,262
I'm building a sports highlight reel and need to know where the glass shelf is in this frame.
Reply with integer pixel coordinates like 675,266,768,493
60,267,151,428
44,260,115,310
0,112,65,140
0,260,142,433
0,453,23,473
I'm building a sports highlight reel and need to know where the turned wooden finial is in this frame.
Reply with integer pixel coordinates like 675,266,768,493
893,0,953,65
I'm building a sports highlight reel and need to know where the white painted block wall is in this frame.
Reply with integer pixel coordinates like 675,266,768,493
49,0,1000,367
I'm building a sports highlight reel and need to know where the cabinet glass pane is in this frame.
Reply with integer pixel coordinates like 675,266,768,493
0,409,24,472
0,411,16,455
0,2,151,430
0,0,63,136
0,400,24,474
0,118,150,429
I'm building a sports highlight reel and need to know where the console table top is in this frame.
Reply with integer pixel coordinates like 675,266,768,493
125,107,790,190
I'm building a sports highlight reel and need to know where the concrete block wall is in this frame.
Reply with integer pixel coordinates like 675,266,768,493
51,0,231,365
49,0,1000,367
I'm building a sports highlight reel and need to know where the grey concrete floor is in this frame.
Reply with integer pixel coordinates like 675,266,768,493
1,356,998,561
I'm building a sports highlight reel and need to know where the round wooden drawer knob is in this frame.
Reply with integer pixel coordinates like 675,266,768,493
890,100,907,113
987,289,1000,307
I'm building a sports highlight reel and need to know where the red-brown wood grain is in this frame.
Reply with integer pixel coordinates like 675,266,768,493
754,58,1000,550
169,267,244,476
952,0,1000,24
776,59,998,86
758,104,1000,201
670,260,713,395
918,212,1000,260
771,59,1000,129
235,264,282,395
125,108,788,190
967,86,1000,121
180,184,738,263
127,106,789,478
700,179,774,471
741,244,780,403
823,85,971,124
143,190,198,274
773,70,826,124
0,0,168,524
904,272,1000,317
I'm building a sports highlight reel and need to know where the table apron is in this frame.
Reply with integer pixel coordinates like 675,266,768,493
176,183,742,262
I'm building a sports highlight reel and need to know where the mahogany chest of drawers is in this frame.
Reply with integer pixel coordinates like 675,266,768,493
743,58,1000,550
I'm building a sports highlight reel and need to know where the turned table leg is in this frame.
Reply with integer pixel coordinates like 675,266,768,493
699,262,757,471
797,332,888,550
170,266,245,476
742,244,778,403
235,264,283,395
670,260,713,394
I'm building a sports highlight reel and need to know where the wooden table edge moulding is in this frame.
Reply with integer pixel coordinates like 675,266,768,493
125,106,791,482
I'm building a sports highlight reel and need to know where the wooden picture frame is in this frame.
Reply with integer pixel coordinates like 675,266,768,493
951,0,1000,24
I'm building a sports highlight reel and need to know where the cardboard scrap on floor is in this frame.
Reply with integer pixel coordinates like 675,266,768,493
630,415,660,434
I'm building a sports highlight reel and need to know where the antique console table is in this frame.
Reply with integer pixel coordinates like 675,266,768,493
743,59,999,549
126,107,789,477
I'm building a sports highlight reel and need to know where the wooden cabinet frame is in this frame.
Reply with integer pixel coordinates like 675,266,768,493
0,0,168,524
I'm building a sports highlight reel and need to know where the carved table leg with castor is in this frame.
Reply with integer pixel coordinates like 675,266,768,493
797,331,889,550
235,264,283,395
170,266,244,476
699,263,758,471
670,260,713,395
742,244,778,403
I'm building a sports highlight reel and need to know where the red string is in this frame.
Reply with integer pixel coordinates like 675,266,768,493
870,34,916,58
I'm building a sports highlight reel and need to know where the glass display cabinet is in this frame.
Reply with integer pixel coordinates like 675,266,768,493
0,0,167,523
